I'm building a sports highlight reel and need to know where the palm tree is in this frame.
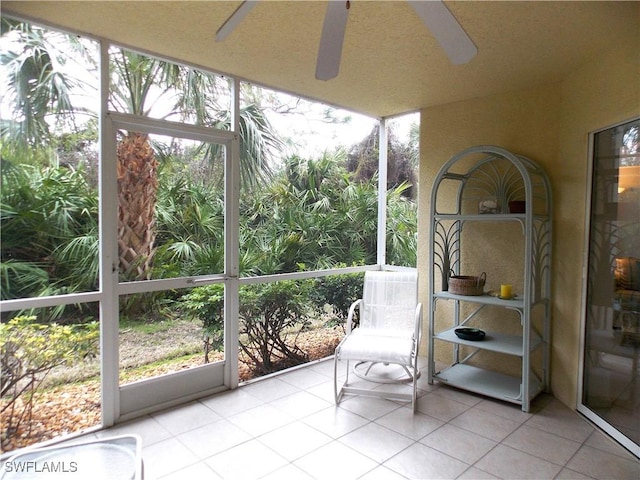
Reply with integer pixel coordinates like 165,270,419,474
0,19,94,161
2,22,282,283
109,49,283,281
346,125,417,198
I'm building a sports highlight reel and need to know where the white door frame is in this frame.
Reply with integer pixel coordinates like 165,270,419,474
102,112,239,422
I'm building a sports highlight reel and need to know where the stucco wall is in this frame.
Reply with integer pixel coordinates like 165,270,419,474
418,43,640,410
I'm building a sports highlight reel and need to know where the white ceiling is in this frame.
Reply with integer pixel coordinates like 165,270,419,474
3,1,639,118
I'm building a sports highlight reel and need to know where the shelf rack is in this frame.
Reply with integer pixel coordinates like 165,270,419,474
427,145,552,412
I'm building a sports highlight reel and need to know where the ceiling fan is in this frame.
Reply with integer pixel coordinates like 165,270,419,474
215,0,477,81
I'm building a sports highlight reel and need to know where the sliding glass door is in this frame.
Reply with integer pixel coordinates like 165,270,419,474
580,118,639,456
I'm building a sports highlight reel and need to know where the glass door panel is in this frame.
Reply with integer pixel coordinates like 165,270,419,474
582,118,639,454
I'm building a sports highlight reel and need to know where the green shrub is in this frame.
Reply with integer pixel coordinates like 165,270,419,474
311,271,364,325
178,284,224,361
239,280,312,376
179,280,315,376
0,315,98,449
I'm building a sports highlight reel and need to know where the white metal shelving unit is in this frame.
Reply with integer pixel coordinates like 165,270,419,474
427,145,552,412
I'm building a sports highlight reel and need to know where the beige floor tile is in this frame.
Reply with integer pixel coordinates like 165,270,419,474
307,358,336,377
474,397,534,423
158,460,221,480
241,376,300,402
457,466,500,479
260,463,316,480
205,439,288,479
451,407,521,442
421,423,497,464
415,375,443,395
349,362,414,382
305,378,339,403
278,366,331,389
302,405,370,438
294,440,379,480
96,416,171,447
525,399,594,443
584,429,638,460
199,388,264,416
176,419,251,459
358,464,410,480
337,395,403,420
376,407,444,440
554,467,595,479
433,385,484,407
474,444,562,479
226,402,295,437
338,422,414,463
415,391,470,422
383,442,469,479
141,437,199,480
503,424,582,465
151,401,221,436
369,380,416,401
269,389,332,419
258,421,332,461
565,444,640,480
60,362,638,480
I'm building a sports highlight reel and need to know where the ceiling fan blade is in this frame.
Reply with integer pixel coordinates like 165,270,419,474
316,1,350,81
216,1,258,42
408,0,477,65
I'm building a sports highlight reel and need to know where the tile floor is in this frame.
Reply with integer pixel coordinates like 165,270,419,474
72,359,640,479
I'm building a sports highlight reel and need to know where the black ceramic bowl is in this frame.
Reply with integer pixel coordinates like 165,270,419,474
454,327,486,341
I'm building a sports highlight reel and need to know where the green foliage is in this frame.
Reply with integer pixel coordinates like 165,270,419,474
0,163,99,305
179,284,224,360
239,281,312,375
0,20,97,158
1,149,416,322
239,151,387,275
311,270,365,323
179,280,316,375
0,315,98,448
154,171,225,278
386,183,418,266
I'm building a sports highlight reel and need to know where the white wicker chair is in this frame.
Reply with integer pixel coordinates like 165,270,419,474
334,270,422,411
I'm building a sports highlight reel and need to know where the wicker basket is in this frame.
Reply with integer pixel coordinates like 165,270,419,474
448,272,486,296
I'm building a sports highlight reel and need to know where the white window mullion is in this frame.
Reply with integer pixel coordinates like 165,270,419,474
99,41,120,427
377,117,388,267
224,78,241,389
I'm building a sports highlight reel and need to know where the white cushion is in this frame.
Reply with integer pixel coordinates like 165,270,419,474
337,328,415,365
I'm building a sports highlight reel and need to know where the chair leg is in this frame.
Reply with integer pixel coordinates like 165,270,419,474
411,356,419,412
411,369,417,413
334,355,349,405
334,354,341,405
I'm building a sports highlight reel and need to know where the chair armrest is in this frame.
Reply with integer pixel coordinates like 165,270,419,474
414,303,423,343
346,299,362,335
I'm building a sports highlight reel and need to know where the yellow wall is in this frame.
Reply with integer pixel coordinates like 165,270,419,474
418,43,640,409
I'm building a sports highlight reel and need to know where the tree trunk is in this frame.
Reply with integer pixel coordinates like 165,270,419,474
117,132,158,281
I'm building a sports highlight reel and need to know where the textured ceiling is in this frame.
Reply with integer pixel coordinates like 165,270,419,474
3,1,638,118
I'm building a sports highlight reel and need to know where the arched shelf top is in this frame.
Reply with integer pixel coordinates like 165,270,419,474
431,145,552,217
